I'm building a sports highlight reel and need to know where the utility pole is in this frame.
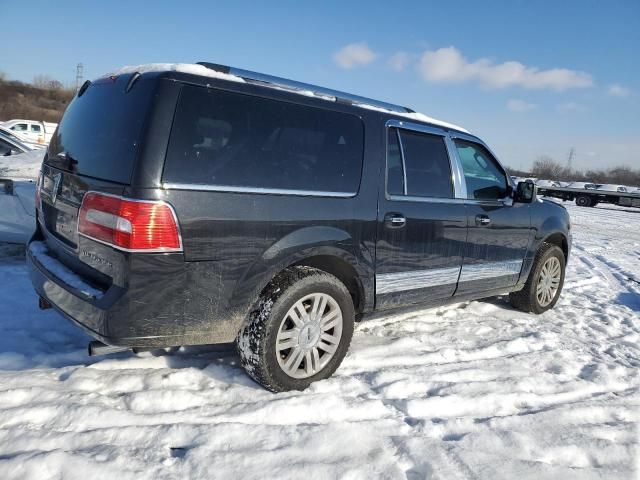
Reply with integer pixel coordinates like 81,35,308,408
75,63,84,92
567,147,575,171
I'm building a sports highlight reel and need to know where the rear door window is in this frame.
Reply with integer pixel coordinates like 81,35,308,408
386,128,404,195
163,85,364,195
386,127,453,199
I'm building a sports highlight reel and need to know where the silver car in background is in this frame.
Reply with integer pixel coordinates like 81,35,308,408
0,146,43,243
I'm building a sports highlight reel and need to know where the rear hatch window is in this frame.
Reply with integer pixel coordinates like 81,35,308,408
46,74,156,184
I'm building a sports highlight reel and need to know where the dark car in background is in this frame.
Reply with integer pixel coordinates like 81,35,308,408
27,63,571,391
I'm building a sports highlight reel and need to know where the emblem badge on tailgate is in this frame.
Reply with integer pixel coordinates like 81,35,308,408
80,250,113,269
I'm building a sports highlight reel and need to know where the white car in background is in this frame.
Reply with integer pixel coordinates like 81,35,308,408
597,184,629,193
1,119,58,145
0,148,43,243
567,182,599,190
536,179,561,187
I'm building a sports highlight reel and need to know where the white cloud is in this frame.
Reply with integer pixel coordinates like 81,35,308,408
418,46,594,91
506,99,537,112
557,102,587,113
333,43,377,69
607,84,631,97
388,52,410,71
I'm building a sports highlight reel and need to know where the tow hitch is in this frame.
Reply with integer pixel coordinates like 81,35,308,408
38,296,52,310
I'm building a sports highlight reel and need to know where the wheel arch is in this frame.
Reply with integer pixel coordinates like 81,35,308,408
542,232,569,260
228,227,374,329
290,254,365,314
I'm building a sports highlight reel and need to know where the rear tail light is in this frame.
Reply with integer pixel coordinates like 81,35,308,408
35,172,42,211
78,192,182,252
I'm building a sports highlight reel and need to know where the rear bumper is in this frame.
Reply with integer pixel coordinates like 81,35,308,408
27,240,227,348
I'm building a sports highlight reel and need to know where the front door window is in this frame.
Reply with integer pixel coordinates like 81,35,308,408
454,139,508,200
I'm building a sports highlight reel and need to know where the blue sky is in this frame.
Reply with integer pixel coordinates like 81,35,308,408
3,0,639,170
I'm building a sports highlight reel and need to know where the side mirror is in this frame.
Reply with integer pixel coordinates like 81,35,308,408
514,181,536,203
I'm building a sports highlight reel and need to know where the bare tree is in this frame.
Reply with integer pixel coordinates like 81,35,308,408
531,156,571,180
33,74,63,90
33,74,52,88
48,79,63,90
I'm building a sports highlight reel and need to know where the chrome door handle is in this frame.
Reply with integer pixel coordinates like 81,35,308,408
384,213,406,228
475,214,491,226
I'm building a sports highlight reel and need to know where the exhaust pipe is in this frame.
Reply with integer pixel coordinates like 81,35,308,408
88,340,131,356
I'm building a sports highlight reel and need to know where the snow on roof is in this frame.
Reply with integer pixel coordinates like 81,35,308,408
106,63,468,133
357,104,468,133
106,63,246,84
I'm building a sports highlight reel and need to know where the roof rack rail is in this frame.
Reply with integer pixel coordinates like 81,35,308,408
197,62,414,114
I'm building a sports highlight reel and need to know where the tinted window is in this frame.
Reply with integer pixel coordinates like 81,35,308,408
46,75,155,184
393,129,452,198
31,125,41,133
454,139,507,200
164,86,364,194
13,124,28,132
0,138,12,155
386,128,404,195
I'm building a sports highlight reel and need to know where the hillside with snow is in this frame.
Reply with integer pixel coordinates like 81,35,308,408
0,201,638,479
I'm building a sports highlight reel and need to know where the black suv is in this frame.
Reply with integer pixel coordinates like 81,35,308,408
28,63,571,392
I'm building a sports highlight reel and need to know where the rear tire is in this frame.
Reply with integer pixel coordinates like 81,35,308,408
575,195,592,207
236,266,355,392
509,243,565,314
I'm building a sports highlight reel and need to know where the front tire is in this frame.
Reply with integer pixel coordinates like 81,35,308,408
510,243,565,314
236,266,355,392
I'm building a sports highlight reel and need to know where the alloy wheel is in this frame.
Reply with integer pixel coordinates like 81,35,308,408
536,256,561,307
275,293,343,379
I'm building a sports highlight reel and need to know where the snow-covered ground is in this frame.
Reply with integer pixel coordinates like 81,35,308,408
0,202,638,479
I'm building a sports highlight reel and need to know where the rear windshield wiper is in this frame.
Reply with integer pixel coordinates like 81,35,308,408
57,152,78,171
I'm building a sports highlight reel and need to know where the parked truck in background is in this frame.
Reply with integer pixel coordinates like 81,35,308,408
537,183,640,208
